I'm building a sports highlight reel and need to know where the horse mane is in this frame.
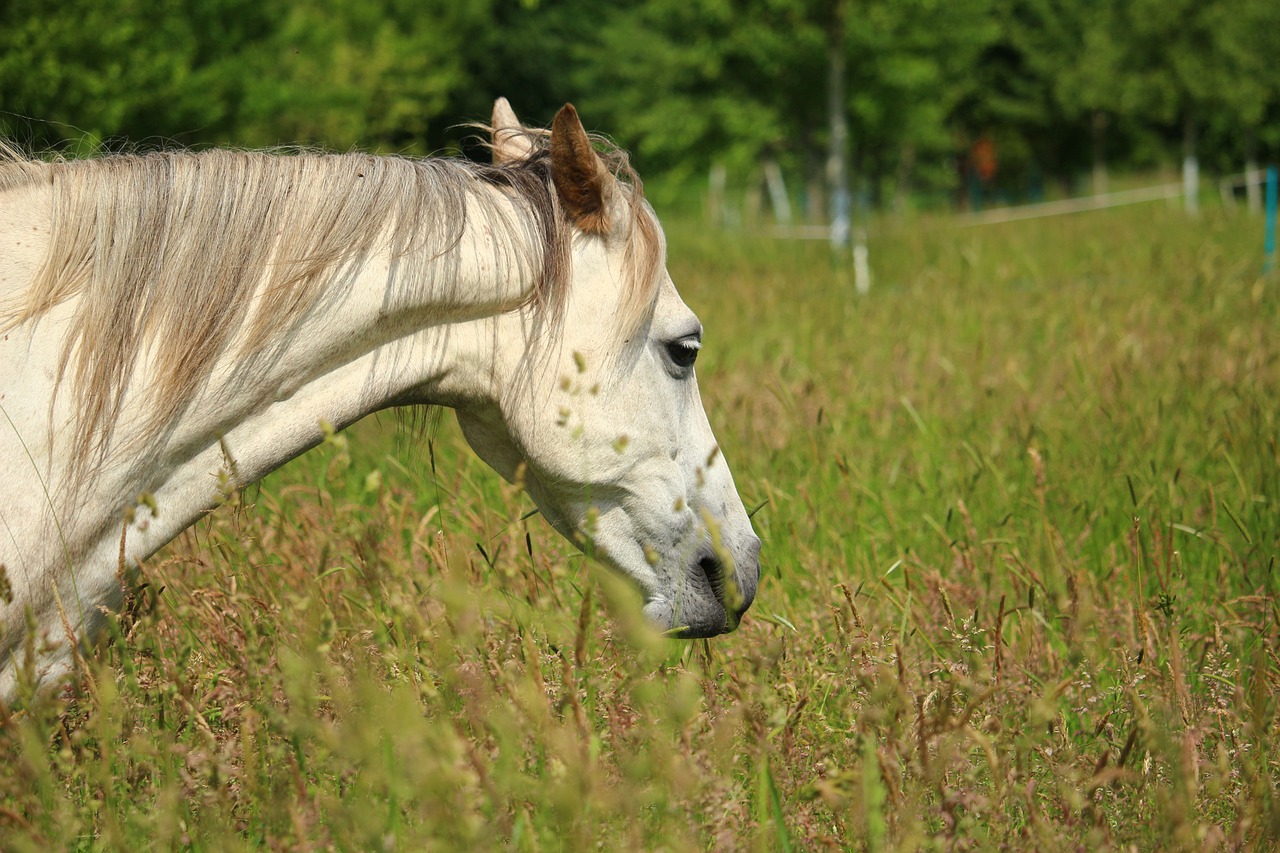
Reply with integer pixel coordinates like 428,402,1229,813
0,128,662,490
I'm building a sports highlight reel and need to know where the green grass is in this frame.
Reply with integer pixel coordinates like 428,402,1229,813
2,200,1278,850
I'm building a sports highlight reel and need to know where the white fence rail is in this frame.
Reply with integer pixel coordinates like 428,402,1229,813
955,182,1184,227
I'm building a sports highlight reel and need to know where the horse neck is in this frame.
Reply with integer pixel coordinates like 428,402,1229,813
141,180,544,482
7,167,546,549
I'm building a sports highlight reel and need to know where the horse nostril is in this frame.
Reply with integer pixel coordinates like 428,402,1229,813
697,553,724,595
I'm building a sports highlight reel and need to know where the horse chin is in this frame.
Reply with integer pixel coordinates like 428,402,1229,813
643,596,733,639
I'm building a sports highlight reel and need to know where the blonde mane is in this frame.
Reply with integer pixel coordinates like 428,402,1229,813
0,131,661,486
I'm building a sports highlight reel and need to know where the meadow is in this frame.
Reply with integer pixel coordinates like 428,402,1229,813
1,198,1277,851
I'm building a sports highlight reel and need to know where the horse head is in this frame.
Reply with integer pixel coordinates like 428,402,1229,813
456,100,760,637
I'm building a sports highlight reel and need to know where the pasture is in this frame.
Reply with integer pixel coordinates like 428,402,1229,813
1,200,1277,850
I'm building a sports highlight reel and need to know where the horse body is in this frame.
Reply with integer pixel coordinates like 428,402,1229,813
0,102,760,701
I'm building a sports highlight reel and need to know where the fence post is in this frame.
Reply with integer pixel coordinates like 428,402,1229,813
763,160,792,227
1265,166,1277,273
708,163,727,227
853,228,870,296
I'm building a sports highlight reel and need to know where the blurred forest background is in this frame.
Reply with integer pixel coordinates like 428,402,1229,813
2,0,1279,214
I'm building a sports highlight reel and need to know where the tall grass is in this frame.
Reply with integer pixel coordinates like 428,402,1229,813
1,200,1277,850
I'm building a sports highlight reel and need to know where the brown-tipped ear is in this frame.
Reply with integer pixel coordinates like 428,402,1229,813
492,97,534,164
551,103,610,234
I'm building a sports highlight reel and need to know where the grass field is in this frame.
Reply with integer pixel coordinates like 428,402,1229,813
1,199,1277,850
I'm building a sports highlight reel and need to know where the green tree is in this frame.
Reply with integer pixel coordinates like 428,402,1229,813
1195,0,1280,208
0,0,197,150
0,0,493,153
568,0,996,211
843,0,996,205
1119,0,1280,212
998,0,1127,194
222,0,493,151
572,0,827,181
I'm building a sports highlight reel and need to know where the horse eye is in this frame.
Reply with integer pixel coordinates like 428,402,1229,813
665,339,700,370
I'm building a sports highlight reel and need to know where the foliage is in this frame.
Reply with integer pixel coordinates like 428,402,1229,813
571,0,829,179
0,0,491,153
0,0,196,152
1,203,1277,849
4,0,1279,196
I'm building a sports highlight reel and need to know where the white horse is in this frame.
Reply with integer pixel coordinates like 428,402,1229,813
0,100,760,701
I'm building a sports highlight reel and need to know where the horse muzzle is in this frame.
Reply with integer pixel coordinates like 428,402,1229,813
647,534,761,638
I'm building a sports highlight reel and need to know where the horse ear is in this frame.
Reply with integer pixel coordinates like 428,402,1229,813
551,103,611,235
492,97,534,164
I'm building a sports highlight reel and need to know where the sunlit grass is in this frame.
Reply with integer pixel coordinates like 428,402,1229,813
1,201,1277,850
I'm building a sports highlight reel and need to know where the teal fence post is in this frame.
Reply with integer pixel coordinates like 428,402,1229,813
1266,166,1277,273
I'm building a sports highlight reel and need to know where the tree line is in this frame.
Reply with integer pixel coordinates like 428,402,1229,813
3,0,1278,211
